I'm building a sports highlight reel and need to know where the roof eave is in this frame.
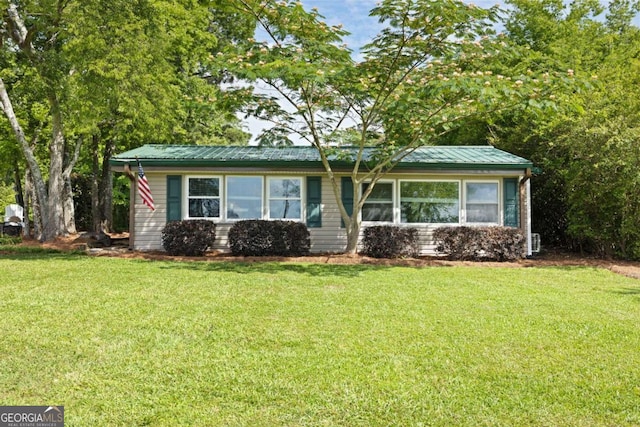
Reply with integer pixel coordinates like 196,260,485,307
110,157,532,171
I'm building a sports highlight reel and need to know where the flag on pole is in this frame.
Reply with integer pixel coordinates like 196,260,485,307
137,160,155,211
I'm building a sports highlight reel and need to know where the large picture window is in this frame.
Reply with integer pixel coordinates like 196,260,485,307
466,182,499,223
226,176,263,219
181,175,504,226
268,178,302,220
362,182,393,222
188,177,220,218
401,181,459,223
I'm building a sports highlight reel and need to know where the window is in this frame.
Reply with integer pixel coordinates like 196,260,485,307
362,182,393,222
188,177,220,218
268,178,302,220
465,182,499,223
226,176,263,219
182,175,503,226
401,181,459,223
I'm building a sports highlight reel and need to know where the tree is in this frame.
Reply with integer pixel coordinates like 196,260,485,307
220,0,560,253
508,0,640,258
0,0,253,239
464,0,640,258
0,1,74,240
68,0,253,234
64,0,219,233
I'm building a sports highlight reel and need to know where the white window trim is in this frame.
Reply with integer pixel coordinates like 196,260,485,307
463,180,501,225
179,175,505,227
184,175,222,220
398,179,462,225
225,175,265,221
267,176,304,221
361,180,396,224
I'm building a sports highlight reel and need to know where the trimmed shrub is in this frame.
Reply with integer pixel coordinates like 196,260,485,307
161,220,216,256
361,225,420,258
228,220,310,256
433,226,526,261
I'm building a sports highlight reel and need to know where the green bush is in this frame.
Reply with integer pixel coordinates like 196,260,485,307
433,226,526,261
0,235,21,245
161,220,216,256
361,225,420,258
228,220,310,256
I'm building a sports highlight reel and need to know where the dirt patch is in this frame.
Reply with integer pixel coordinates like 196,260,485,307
13,234,640,280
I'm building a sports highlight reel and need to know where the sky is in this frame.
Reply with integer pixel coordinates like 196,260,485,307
301,0,503,53
302,0,639,53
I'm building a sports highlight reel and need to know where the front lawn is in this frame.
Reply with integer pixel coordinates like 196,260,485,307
1,253,639,426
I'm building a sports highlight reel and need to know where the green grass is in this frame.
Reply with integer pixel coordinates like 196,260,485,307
0,244,78,255
1,254,639,426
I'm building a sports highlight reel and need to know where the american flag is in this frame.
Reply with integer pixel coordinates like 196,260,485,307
137,160,155,211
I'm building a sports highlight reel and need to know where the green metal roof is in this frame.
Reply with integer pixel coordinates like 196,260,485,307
110,144,533,170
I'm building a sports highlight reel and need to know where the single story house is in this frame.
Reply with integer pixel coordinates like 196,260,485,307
110,144,534,255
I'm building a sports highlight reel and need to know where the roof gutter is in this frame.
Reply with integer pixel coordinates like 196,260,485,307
110,157,533,171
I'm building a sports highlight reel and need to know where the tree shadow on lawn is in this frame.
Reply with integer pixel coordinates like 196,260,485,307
154,258,378,278
612,287,640,301
0,248,87,260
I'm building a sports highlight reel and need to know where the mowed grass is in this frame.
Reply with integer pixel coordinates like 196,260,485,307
1,252,639,426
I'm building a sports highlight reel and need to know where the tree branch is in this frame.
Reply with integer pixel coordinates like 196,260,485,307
63,136,83,178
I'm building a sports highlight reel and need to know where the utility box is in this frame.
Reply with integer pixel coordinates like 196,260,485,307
531,233,541,254
2,204,24,237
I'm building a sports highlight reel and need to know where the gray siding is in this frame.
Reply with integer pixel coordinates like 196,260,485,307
308,176,347,253
133,173,166,251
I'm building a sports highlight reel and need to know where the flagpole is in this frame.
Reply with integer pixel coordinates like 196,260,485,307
129,162,136,250
130,157,139,250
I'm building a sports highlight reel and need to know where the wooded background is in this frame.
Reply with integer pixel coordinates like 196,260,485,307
1,0,639,258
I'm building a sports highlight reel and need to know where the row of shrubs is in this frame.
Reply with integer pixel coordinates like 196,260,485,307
362,225,525,260
161,219,310,257
161,220,526,261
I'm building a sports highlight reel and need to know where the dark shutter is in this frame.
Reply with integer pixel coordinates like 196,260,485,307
166,175,182,222
503,178,519,227
341,176,354,228
306,176,322,228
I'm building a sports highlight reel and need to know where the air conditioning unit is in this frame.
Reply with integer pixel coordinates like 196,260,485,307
531,233,541,253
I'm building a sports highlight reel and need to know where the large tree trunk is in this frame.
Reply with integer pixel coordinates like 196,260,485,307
13,160,24,207
99,139,114,232
45,93,66,239
23,168,31,237
90,133,114,233
91,134,101,233
24,168,42,238
62,136,82,235
62,175,76,234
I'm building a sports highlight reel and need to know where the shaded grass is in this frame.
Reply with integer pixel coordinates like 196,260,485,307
1,255,639,426
0,245,85,257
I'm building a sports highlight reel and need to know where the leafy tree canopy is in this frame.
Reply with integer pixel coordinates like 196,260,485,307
465,0,640,258
0,0,254,238
218,0,571,252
